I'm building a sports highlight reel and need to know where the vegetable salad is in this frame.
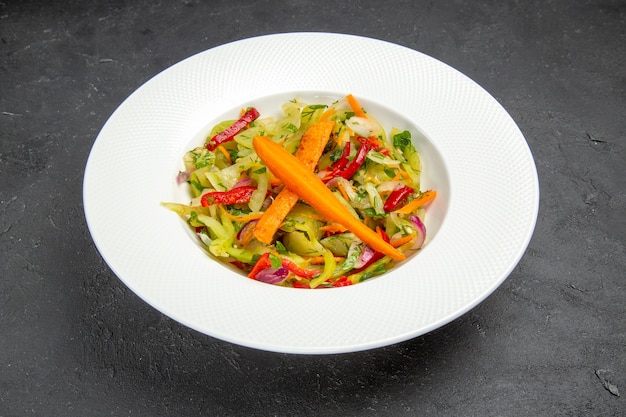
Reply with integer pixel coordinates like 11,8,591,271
163,94,436,288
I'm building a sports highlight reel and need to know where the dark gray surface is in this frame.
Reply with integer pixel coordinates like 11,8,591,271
1,1,624,415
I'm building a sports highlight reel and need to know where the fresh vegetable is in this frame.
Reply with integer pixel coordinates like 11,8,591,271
408,214,427,249
163,94,437,288
383,185,414,212
337,138,372,180
248,252,274,279
253,120,335,244
200,185,258,207
248,252,319,283
393,190,437,214
333,142,351,171
252,135,406,261
206,107,260,151
308,249,338,288
346,93,367,118
280,257,319,278
357,228,389,268
255,267,289,284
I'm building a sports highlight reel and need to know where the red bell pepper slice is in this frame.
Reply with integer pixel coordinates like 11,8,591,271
337,139,371,180
280,258,319,278
359,136,383,149
323,137,384,182
247,252,272,279
206,107,260,151
383,185,414,212
291,280,311,289
200,185,257,207
332,276,353,287
333,142,351,171
322,143,351,183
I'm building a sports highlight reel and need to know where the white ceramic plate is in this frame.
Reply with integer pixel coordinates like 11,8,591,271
84,33,538,354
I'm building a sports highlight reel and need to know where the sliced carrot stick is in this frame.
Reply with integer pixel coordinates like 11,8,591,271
336,182,350,202
390,233,416,248
217,145,232,164
253,135,406,261
394,190,437,215
399,170,413,182
252,189,296,244
346,93,367,118
253,120,335,244
335,129,348,147
319,108,336,121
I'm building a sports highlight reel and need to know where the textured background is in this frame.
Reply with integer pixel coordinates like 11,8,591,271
1,1,624,415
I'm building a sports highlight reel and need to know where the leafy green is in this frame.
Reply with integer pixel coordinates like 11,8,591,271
269,253,282,269
392,130,412,152
275,241,288,255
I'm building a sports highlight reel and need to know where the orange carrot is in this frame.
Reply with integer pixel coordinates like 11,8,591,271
253,120,335,244
335,129,349,147
269,175,282,187
253,135,406,261
336,182,350,202
217,145,232,164
253,190,296,244
319,108,336,121
394,190,437,215
390,233,416,248
346,93,367,118
399,170,412,182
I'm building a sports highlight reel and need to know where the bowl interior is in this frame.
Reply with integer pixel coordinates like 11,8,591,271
169,91,451,281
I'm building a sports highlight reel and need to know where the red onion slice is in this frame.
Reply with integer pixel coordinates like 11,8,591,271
236,220,258,245
355,245,376,269
255,267,289,284
233,177,253,188
408,215,427,249
325,176,341,190
176,169,194,184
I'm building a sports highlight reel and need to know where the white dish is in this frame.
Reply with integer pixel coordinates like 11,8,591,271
83,33,539,354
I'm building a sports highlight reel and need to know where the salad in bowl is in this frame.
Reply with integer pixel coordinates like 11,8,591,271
163,94,436,288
